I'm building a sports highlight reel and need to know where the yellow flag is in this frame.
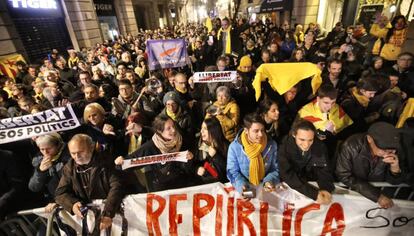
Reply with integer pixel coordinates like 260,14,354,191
206,17,213,33
396,98,414,128
0,54,26,80
252,62,322,101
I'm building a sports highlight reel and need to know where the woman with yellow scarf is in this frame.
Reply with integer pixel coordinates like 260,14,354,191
227,113,280,196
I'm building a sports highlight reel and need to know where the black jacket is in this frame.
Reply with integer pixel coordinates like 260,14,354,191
335,133,406,202
194,140,228,184
126,138,194,192
278,136,335,200
28,146,71,200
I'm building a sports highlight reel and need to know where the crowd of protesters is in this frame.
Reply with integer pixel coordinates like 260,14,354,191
1,13,414,231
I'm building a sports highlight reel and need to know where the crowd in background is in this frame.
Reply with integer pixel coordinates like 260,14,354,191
1,13,413,229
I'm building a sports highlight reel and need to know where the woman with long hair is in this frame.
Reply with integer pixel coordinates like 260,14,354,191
115,114,194,192
195,117,229,184
258,98,280,142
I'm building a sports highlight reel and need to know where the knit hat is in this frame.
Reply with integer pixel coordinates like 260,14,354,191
368,122,400,149
163,91,181,105
237,55,252,72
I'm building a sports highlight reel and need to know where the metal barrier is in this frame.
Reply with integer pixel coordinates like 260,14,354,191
334,182,414,201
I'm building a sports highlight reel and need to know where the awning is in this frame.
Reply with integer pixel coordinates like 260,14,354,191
260,0,293,13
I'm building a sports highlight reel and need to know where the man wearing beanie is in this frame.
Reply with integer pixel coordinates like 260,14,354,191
336,122,406,209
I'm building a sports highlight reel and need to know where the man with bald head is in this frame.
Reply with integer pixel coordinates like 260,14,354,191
55,134,124,231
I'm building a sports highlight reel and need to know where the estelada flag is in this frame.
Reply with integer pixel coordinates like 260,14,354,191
298,100,353,133
0,54,26,79
146,39,189,70
252,62,322,101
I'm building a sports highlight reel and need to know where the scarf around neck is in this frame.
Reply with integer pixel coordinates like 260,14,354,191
240,130,267,185
152,132,183,154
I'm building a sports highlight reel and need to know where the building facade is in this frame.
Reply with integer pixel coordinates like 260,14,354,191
0,0,176,63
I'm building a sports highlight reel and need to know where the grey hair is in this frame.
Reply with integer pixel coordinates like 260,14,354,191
68,134,95,150
36,133,63,148
216,85,231,98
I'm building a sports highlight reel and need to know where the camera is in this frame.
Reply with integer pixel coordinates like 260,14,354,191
206,104,219,116
145,78,162,94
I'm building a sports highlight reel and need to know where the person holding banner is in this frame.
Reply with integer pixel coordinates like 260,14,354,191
227,113,280,196
278,119,335,204
115,114,195,192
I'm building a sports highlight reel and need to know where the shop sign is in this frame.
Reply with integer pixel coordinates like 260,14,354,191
94,0,116,16
8,0,57,9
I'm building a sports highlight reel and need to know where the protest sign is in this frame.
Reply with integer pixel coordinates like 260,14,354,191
147,39,188,70
193,71,237,83
121,151,189,170
0,104,80,144
42,183,414,235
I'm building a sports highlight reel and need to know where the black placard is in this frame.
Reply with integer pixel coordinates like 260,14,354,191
260,0,293,13
358,4,384,29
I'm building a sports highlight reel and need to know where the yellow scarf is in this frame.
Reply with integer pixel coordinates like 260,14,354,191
166,109,177,121
176,86,187,94
218,27,232,54
50,146,64,163
396,98,414,128
128,134,142,154
240,130,267,185
352,87,369,108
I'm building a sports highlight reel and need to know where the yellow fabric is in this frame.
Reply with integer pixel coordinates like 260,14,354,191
50,146,64,163
208,100,240,142
206,17,213,33
369,23,389,39
166,109,177,121
128,134,142,155
3,88,12,98
175,86,187,94
298,100,353,133
218,27,232,54
380,28,408,60
252,62,322,101
352,87,369,108
396,98,414,128
237,55,252,72
240,130,267,186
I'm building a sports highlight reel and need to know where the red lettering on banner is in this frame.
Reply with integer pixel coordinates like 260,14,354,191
215,194,223,236
226,197,234,236
169,194,187,236
146,194,166,236
193,193,215,236
260,202,269,236
282,203,295,236
237,199,256,236
321,203,345,236
294,203,320,236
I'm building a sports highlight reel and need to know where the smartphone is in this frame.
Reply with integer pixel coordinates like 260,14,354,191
208,35,213,42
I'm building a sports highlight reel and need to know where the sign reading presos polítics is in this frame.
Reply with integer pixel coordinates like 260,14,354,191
121,151,188,170
0,104,80,144
193,71,237,83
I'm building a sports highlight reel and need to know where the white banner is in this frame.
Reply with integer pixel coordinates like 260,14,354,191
0,104,80,144
193,71,237,83
43,183,414,236
121,151,188,170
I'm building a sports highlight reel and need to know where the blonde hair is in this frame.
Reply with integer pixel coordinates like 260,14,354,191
83,103,105,123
